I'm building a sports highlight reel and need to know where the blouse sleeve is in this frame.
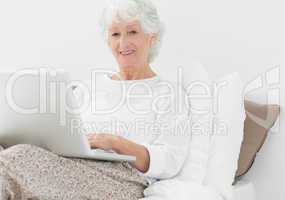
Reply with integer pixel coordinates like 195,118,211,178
141,83,191,180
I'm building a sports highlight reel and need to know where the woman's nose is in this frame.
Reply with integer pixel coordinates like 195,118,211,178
119,35,130,49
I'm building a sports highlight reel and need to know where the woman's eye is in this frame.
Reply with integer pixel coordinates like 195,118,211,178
128,30,137,35
112,33,120,37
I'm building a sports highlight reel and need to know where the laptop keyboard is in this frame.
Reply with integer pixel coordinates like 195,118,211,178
92,149,116,154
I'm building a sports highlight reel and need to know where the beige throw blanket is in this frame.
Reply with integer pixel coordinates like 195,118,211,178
0,144,147,200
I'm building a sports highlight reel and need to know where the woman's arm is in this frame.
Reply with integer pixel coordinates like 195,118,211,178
112,135,150,173
88,85,191,179
88,133,150,173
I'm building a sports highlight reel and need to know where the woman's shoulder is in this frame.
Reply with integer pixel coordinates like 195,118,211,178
151,76,188,112
153,76,186,95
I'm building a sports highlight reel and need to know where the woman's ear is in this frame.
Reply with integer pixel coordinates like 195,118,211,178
150,34,157,47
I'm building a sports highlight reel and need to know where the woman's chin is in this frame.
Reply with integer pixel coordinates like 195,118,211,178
118,61,138,68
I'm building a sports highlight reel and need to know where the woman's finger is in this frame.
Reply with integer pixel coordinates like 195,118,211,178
87,133,96,139
89,138,98,148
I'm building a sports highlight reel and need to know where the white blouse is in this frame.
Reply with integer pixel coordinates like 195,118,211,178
72,73,191,182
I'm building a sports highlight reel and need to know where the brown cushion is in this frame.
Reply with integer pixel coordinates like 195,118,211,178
235,100,280,178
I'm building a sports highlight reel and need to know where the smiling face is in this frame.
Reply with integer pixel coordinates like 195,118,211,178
107,20,156,69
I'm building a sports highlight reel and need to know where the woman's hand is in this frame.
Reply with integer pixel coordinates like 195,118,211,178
87,133,150,173
87,133,118,151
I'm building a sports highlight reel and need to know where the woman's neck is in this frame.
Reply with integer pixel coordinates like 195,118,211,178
112,66,157,81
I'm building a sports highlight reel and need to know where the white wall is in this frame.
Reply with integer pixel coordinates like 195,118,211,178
0,0,284,199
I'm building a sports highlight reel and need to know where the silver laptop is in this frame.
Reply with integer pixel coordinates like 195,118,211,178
0,69,136,162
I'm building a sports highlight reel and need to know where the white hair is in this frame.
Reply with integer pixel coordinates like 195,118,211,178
99,0,165,63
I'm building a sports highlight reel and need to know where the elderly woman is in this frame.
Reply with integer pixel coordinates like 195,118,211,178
0,0,190,199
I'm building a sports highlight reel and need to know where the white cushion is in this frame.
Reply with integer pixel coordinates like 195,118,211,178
203,72,246,200
141,179,223,200
154,62,245,200
232,180,256,200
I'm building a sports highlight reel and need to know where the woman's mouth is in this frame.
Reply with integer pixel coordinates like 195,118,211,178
120,50,135,56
